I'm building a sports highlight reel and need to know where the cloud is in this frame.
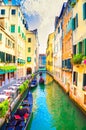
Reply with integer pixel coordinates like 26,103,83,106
21,0,67,53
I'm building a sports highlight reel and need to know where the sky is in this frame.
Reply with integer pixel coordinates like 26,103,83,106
4,0,67,53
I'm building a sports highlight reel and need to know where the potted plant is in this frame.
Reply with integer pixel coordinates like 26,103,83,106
71,54,83,65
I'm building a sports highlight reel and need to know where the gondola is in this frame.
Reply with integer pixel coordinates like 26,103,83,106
39,77,45,85
29,78,38,88
5,91,33,130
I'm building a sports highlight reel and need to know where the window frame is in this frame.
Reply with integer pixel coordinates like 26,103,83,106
28,38,31,43
11,9,16,15
1,9,5,15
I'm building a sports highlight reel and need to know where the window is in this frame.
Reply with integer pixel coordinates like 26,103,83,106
28,47,31,52
11,9,16,15
75,13,78,28
11,25,15,33
0,33,2,41
0,51,5,62
73,72,78,86
1,9,5,15
73,45,76,55
83,74,86,87
18,12,20,16
22,19,24,24
62,60,65,68
28,38,31,43
6,53,9,62
8,40,11,46
12,43,15,48
5,38,7,46
67,59,71,69
78,42,84,54
83,3,86,20
13,56,15,63
72,14,78,31
27,57,31,62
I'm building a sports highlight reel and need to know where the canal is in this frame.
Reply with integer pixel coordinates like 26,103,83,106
27,73,86,130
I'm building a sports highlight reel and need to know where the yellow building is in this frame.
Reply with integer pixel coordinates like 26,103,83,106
0,17,16,86
0,3,39,83
26,30,39,74
0,4,27,78
54,16,63,82
46,32,54,74
70,0,86,111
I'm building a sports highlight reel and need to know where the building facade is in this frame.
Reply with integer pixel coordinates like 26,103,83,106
46,32,54,73
70,0,86,111
0,2,39,87
62,2,73,92
0,17,16,86
26,30,39,74
53,3,66,84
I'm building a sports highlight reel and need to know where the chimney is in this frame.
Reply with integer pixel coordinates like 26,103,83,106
8,0,12,5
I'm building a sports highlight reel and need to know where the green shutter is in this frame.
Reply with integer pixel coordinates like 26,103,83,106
0,52,5,62
27,57,31,62
75,13,78,28
0,33,2,41
84,39,86,56
18,26,20,33
72,18,75,31
83,3,86,20
78,42,82,54
11,25,15,33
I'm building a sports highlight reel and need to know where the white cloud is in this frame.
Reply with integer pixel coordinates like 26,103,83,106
22,0,67,53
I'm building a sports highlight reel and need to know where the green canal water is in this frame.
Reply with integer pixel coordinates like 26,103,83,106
27,73,86,130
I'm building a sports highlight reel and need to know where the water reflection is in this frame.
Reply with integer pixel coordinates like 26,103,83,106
39,84,45,92
46,82,86,130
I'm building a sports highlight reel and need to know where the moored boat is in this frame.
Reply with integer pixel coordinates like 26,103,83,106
29,78,38,88
5,91,33,130
39,77,45,85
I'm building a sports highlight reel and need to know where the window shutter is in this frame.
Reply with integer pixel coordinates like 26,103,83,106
11,25,15,33
73,45,76,55
78,42,82,54
75,13,78,28
72,18,75,31
84,39,86,56
67,59,71,69
0,33,2,41
27,57,31,62
18,26,20,33
83,3,86,20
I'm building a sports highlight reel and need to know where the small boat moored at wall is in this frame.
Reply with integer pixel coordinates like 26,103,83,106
5,91,33,130
29,78,38,88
